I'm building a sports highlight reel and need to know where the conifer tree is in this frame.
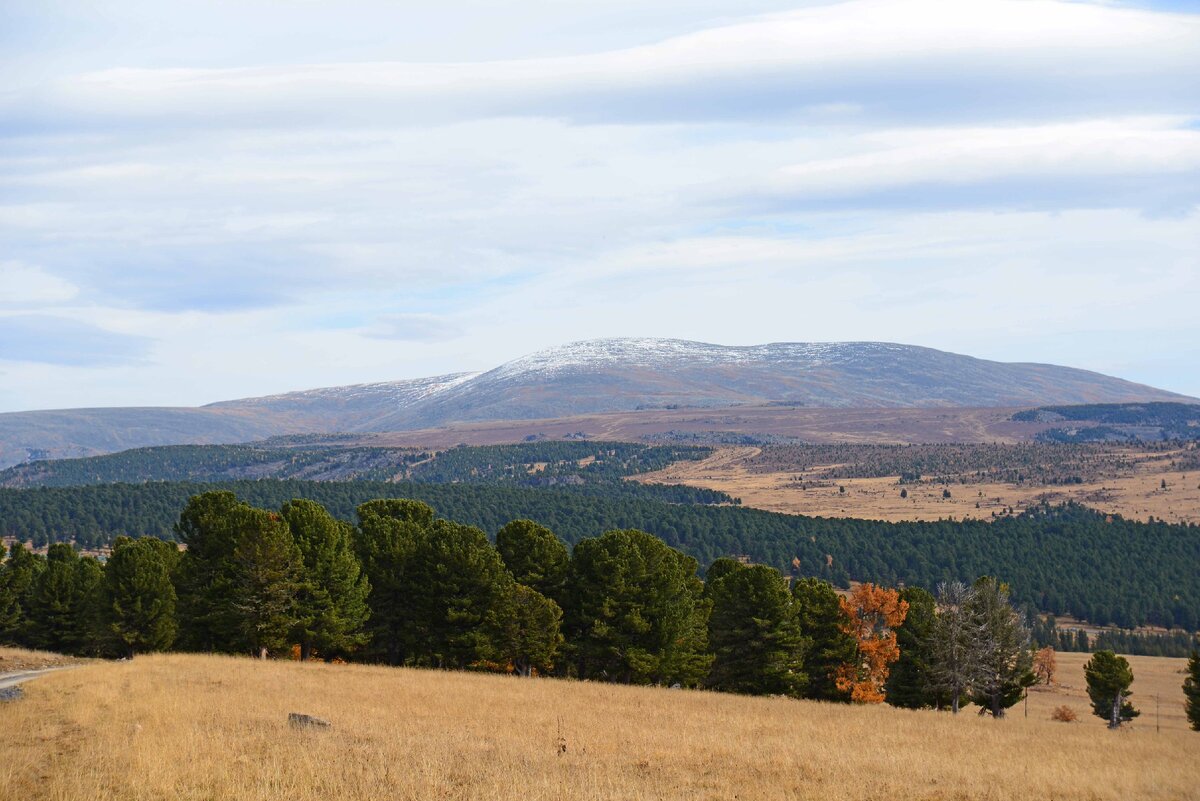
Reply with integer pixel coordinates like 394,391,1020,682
99,536,178,658
1185,649,1200,732
1084,650,1139,728
495,519,569,604
354,499,435,664
496,583,563,676
408,519,514,668
174,491,247,651
565,529,712,686
281,499,370,661
0,542,43,645
885,586,939,709
791,577,856,702
969,577,1036,718
929,581,984,714
706,564,807,696
24,543,101,655
230,506,302,658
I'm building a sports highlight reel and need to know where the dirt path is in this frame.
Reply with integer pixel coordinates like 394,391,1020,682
0,667,75,691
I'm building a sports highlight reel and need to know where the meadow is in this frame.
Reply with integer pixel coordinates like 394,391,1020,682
1,648,1195,801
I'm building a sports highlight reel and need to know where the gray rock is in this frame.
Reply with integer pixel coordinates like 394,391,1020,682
0,686,24,702
288,712,331,729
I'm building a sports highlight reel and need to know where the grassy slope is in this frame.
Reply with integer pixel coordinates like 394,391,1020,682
1,652,1195,800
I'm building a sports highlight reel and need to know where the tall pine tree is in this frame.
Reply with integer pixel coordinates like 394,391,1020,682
281,499,370,661
1184,649,1200,732
791,577,855,702
706,564,807,696
99,536,178,658
495,519,569,604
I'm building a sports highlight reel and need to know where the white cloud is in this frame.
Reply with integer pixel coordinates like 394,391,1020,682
0,261,79,305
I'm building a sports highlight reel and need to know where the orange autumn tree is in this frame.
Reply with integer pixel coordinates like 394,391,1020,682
835,583,909,703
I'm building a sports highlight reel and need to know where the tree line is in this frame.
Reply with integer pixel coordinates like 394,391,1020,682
1,480,1198,631
7,488,1186,728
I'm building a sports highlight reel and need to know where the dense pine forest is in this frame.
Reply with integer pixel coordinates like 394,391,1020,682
1,479,1198,630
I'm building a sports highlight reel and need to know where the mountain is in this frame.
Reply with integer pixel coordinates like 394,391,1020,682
0,338,1191,468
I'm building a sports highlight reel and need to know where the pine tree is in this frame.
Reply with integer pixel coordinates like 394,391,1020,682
929,581,984,714
791,577,856,702
24,544,101,655
230,507,302,658
99,536,178,658
885,586,939,709
0,542,43,646
1084,650,1139,728
565,529,712,686
969,577,1036,718
1182,649,1199,732
353,499,435,664
495,519,569,604
174,491,247,651
495,583,563,676
409,519,513,668
706,564,807,697
281,499,370,661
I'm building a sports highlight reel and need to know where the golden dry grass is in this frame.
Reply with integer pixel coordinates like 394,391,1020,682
638,446,1200,523
1,652,1197,801
0,646,88,673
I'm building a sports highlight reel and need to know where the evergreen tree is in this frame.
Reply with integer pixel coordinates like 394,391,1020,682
1084,650,1139,728
495,519,569,603
230,506,302,657
1184,650,1200,732
281,499,370,661
354,499,435,664
0,542,43,645
565,529,712,686
969,577,1036,718
174,491,247,651
705,556,747,586
706,564,807,696
24,544,101,654
791,577,855,702
99,536,177,657
495,583,563,676
885,586,939,709
408,519,513,668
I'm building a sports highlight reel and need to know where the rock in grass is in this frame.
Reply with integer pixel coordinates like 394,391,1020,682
288,712,331,729
0,687,24,703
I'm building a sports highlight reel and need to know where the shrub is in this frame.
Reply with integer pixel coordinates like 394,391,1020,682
1051,705,1078,723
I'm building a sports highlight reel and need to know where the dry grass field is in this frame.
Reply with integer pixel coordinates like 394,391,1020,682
0,646,87,673
637,445,1200,523
1,651,1196,801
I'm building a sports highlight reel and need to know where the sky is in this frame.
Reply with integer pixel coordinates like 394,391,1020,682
1,0,1198,412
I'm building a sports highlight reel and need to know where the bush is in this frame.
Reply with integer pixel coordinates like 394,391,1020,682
1051,705,1078,723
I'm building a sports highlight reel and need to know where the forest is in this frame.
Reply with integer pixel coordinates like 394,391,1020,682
0,489,1083,719
1,480,1198,630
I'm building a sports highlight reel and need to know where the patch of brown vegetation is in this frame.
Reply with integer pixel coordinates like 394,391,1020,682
0,652,1195,800
637,445,1200,523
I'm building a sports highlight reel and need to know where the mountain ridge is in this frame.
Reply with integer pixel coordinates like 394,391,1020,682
0,338,1191,468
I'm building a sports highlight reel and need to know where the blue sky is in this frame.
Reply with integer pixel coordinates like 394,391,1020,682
1,0,1198,411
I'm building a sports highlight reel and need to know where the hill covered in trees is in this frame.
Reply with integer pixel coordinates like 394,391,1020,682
1,479,1197,630
1013,402,1200,442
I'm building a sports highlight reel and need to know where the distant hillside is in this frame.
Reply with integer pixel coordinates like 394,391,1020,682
0,338,1190,467
1012,402,1200,442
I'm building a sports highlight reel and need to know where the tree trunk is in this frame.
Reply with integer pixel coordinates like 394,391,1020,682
300,641,312,662
259,646,269,660
1110,691,1122,729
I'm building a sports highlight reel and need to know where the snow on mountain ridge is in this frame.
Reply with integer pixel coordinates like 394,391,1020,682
485,338,916,379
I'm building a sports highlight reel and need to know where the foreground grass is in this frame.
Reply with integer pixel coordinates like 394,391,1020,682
1,653,1196,801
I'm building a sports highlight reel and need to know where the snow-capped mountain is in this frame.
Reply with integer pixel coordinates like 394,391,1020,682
0,338,1191,467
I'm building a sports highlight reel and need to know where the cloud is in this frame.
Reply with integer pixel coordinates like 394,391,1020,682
0,261,79,305
0,314,151,366
364,313,463,343
9,0,1196,130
